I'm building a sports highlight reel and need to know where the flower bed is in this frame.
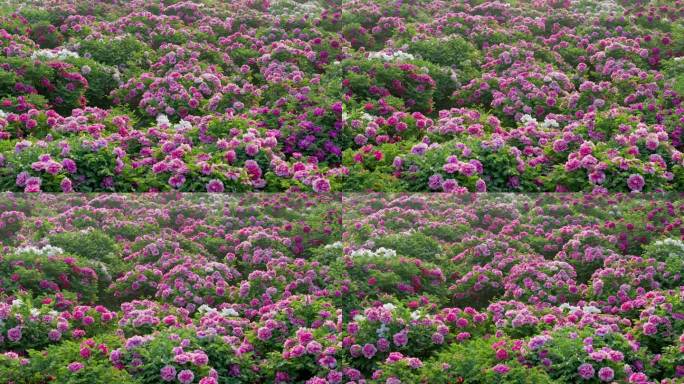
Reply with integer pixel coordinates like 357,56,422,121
0,192,683,383
0,0,682,191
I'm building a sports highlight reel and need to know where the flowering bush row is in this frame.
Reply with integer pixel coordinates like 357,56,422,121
0,0,682,191
0,192,683,383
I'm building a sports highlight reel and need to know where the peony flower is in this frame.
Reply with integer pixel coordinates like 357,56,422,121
206,179,224,193
312,177,331,193
7,327,22,342
627,174,645,192
392,331,408,347
578,363,595,379
67,362,84,373
362,343,377,359
177,369,195,384
169,174,186,189
598,367,614,382
492,364,510,374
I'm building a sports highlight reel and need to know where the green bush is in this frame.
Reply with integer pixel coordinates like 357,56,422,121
0,56,87,115
49,229,121,270
373,231,443,262
0,248,101,303
29,20,64,48
0,211,26,245
406,36,481,81
18,334,136,384
343,251,448,304
78,35,151,71
64,57,118,108
643,238,684,264
526,326,656,382
373,337,555,384
339,57,437,113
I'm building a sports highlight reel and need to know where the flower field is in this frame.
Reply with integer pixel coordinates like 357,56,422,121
0,0,682,192
1,0,684,383
0,192,682,383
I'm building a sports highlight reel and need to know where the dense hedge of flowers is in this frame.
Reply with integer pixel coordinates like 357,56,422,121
0,192,683,383
0,0,682,191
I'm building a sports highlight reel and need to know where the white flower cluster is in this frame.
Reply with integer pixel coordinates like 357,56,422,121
368,50,415,62
30,48,80,61
361,113,375,121
520,114,559,129
574,0,623,14
14,244,64,257
607,205,622,217
174,119,192,131
323,241,343,250
593,0,624,13
652,238,684,255
156,115,193,130
583,305,601,314
449,68,459,83
197,304,239,317
559,303,601,314
520,114,537,125
269,0,323,19
542,117,559,129
653,238,684,249
376,322,389,338
344,111,376,125
112,67,123,85
156,114,170,126
200,305,216,314
350,247,397,258
95,261,111,281
0,109,6,119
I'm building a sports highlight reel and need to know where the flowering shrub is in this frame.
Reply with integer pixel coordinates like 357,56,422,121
629,290,684,355
644,238,684,278
503,260,580,305
0,294,69,352
117,300,191,337
589,254,677,304
0,54,88,115
0,292,117,352
343,251,447,304
0,334,136,384
339,57,437,114
0,210,25,244
0,246,102,303
48,229,120,267
371,336,555,384
111,329,225,384
155,257,241,312
659,332,684,380
343,302,445,373
555,228,618,282
524,326,656,383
